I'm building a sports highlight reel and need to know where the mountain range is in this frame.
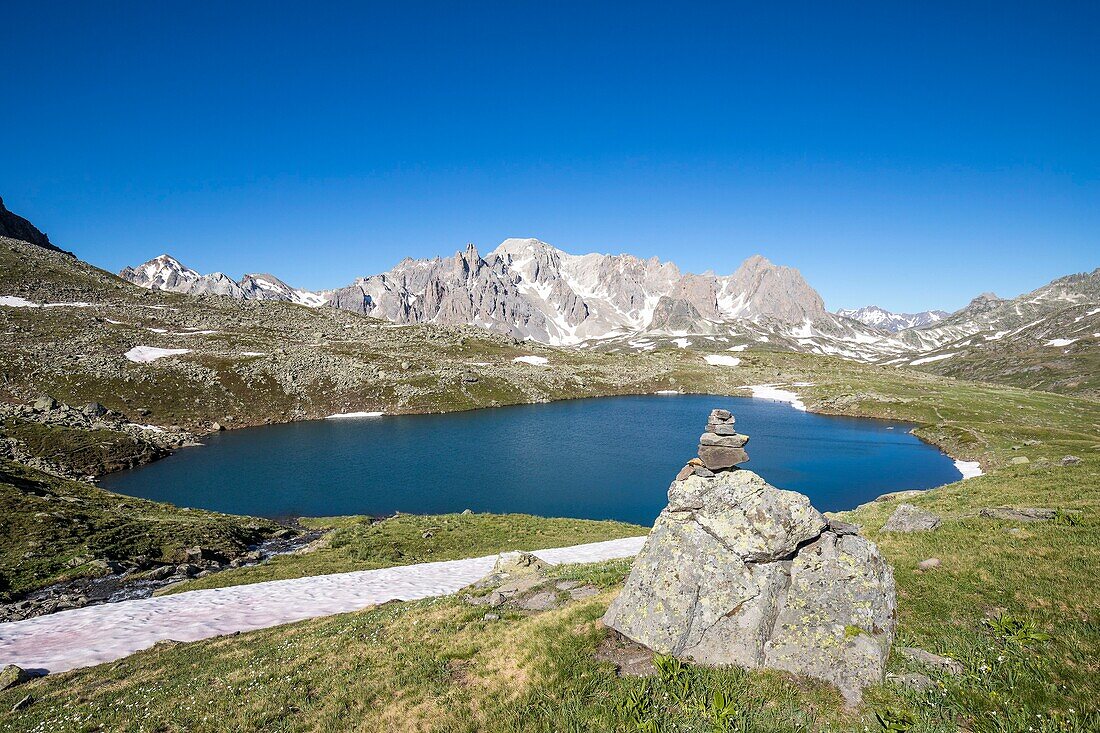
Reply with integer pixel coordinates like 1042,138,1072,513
119,239,1099,374
835,306,949,333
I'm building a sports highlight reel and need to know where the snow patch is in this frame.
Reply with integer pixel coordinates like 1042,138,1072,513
512,355,549,365
0,296,38,307
654,390,681,395
672,337,692,348
124,346,192,363
910,353,956,365
0,536,647,674
743,384,807,411
727,344,749,352
954,460,983,479
1044,338,1077,347
325,411,384,419
128,423,166,433
704,354,741,367
240,352,267,357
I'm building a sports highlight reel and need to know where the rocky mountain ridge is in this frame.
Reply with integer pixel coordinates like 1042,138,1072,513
0,196,70,256
836,305,949,332
121,239,915,359
119,255,325,307
118,239,1099,375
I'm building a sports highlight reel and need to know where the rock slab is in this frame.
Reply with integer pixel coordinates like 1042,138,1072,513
604,467,896,704
881,503,942,532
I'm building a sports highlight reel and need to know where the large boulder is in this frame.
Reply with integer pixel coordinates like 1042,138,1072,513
604,468,895,704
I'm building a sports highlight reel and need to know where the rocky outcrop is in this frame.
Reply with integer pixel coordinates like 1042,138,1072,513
0,196,71,255
0,398,195,479
604,410,896,704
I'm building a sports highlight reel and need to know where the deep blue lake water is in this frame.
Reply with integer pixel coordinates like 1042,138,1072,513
102,395,962,526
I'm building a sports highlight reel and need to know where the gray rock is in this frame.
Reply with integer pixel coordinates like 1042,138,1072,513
1010,456,1030,465
699,432,749,448
0,665,32,691
604,468,894,705
483,613,500,621
11,694,33,712
881,504,942,532
708,409,732,421
516,591,559,612
692,466,715,478
697,444,749,470
675,464,695,481
82,402,107,416
918,558,941,570
492,551,547,575
895,646,963,675
826,517,860,535
212,421,225,432
147,565,175,580
33,395,57,411
555,580,582,591
706,423,739,436
1060,455,1081,466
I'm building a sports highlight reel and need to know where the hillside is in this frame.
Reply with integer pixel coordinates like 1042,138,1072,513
2,355,1097,732
117,240,1100,399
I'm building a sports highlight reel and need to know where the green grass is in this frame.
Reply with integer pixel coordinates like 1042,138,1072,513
0,418,162,476
161,512,648,594
3,372,1097,731
0,460,281,598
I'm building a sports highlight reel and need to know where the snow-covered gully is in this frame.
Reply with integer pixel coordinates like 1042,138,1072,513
0,536,647,675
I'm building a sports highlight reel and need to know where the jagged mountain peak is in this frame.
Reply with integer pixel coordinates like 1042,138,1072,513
836,305,950,333
120,254,324,306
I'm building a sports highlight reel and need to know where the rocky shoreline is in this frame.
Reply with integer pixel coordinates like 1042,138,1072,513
0,396,198,480
0,526,322,623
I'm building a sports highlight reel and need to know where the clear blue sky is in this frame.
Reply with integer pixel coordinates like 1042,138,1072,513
2,1,1097,312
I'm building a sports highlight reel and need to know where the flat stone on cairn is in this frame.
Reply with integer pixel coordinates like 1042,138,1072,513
695,409,750,472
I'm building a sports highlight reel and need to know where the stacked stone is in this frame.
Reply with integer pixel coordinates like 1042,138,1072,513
676,409,749,480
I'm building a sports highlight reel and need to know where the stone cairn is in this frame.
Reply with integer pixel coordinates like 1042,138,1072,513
605,408,896,705
676,408,748,480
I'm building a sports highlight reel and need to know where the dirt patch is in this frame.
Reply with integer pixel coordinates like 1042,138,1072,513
595,629,656,677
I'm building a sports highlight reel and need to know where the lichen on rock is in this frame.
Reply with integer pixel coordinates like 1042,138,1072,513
603,409,896,705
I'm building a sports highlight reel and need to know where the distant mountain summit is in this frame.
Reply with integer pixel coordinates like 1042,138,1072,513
119,255,325,306
0,196,71,255
836,305,949,333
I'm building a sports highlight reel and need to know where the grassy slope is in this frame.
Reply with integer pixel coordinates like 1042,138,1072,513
2,367,1097,731
1,418,163,476
0,460,282,598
